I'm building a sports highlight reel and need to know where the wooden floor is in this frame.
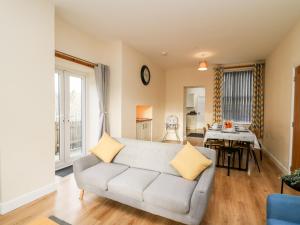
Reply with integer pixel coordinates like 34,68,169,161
0,152,299,225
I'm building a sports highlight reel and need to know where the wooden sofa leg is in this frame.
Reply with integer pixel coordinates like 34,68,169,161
79,189,84,200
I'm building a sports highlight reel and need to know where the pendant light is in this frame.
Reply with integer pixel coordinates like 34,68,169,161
197,54,208,71
198,59,208,71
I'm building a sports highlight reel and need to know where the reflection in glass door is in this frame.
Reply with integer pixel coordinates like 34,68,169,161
54,69,86,170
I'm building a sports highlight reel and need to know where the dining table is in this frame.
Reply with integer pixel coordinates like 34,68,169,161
203,127,261,172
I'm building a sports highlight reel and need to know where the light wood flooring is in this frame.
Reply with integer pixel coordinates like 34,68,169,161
0,152,299,225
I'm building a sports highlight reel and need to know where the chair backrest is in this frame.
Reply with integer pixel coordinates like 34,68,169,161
166,115,178,125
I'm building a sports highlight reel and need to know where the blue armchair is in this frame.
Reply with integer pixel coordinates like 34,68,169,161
267,194,300,225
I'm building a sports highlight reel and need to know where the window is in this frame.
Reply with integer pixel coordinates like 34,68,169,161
222,70,253,123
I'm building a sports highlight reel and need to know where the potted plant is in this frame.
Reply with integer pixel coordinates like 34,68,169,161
282,169,300,191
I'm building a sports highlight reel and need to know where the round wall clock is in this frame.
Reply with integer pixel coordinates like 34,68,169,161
141,65,151,86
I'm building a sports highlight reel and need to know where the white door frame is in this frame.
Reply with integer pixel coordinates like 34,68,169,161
288,66,300,172
183,86,206,140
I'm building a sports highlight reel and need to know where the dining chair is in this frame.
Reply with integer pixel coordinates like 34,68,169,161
233,141,261,172
205,139,225,167
222,144,241,176
204,123,225,166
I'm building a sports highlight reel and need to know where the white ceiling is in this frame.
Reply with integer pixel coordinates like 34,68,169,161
55,0,300,69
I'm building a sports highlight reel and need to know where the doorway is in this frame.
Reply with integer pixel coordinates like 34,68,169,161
291,66,300,171
183,87,205,144
54,68,86,170
136,105,153,141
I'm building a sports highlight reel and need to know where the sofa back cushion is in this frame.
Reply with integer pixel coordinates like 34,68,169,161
113,138,182,176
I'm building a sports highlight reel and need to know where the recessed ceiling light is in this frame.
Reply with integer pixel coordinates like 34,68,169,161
161,51,168,56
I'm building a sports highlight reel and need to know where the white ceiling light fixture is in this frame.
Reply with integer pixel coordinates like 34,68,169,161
198,56,208,71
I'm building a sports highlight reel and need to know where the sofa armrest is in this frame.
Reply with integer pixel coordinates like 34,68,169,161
267,194,300,223
73,154,101,174
73,154,101,189
188,148,216,224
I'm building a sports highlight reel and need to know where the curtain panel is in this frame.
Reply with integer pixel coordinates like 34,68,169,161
250,63,265,138
213,67,224,123
94,64,110,139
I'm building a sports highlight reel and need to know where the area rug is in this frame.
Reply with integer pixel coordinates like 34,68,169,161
49,216,71,225
26,216,71,225
55,166,73,177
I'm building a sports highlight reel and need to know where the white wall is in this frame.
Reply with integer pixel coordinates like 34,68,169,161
0,0,55,211
55,18,167,142
165,67,214,141
264,20,300,172
121,44,166,141
55,16,123,139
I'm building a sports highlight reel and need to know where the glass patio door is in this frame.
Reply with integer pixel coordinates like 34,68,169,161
54,69,86,170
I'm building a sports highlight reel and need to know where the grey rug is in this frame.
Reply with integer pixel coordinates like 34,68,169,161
55,166,73,177
49,216,71,225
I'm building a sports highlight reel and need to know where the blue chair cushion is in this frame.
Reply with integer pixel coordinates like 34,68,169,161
268,219,300,225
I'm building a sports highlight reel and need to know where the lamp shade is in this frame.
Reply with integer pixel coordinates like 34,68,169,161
198,60,208,71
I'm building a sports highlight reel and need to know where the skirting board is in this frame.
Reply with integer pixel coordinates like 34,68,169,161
0,182,57,215
263,148,290,175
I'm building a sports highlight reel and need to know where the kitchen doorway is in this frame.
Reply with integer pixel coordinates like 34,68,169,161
183,87,205,145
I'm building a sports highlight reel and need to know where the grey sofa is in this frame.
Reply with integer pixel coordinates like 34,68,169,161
73,138,216,225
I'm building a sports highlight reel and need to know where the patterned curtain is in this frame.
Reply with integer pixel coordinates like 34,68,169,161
213,67,224,123
250,63,265,138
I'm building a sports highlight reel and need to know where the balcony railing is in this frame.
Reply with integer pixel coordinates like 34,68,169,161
55,119,82,154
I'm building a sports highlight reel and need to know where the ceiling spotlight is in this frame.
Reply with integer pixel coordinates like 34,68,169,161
161,51,168,56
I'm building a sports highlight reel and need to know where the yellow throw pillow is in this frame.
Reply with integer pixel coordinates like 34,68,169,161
170,142,212,180
90,133,124,163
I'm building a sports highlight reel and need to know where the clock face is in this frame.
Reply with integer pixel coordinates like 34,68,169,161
141,65,151,85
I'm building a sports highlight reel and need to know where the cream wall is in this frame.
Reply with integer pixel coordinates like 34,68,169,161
0,0,55,207
55,18,166,141
264,20,300,172
121,44,166,141
55,16,123,139
165,67,214,141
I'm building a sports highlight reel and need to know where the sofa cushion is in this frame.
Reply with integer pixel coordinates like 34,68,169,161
108,168,159,201
79,163,128,191
170,142,212,180
267,219,300,225
113,138,214,176
143,173,197,214
90,133,125,163
113,138,183,176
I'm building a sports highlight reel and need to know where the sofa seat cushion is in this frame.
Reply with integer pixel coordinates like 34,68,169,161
267,219,300,225
79,163,128,191
108,168,159,201
143,173,197,214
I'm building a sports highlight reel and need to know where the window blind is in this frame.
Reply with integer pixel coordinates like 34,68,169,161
222,70,253,123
